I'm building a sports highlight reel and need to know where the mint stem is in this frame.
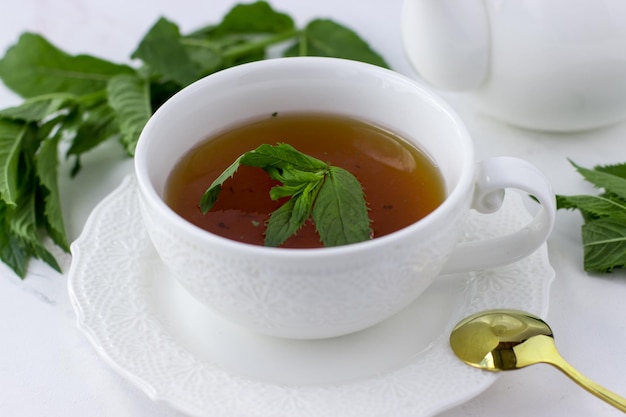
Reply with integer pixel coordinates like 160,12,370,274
221,29,299,60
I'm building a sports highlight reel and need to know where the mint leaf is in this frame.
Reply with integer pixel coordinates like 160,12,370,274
199,155,244,213
240,143,328,172
107,74,152,156
65,94,118,160
9,190,61,274
293,180,324,224
312,166,371,246
557,160,626,273
212,1,294,35
185,1,296,69
0,202,30,277
132,18,201,86
570,160,626,200
582,218,626,272
268,182,308,200
266,179,323,247
264,198,302,247
0,33,133,98
269,166,326,185
556,194,626,219
595,162,626,179
0,94,75,122
284,19,389,68
36,134,69,251
181,44,223,77
266,167,325,247
0,119,28,206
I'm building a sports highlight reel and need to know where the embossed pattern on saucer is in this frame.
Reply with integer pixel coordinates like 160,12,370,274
68,175,554,417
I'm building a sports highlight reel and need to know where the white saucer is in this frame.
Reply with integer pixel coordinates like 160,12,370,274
68,175,554,417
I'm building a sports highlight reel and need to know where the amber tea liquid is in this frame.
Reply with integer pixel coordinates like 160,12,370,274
165,113,446,248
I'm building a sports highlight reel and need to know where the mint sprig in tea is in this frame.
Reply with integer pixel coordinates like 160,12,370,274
164,113,445,248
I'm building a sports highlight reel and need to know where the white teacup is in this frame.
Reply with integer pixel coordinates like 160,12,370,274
134,57,555,339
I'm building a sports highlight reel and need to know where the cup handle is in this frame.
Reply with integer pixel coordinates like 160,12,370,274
441,156,556,275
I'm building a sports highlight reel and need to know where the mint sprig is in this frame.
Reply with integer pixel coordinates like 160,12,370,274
0,1,388,278
200,143,372,247
556,160,626,273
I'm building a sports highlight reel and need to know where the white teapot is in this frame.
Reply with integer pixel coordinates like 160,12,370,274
401,0,626,131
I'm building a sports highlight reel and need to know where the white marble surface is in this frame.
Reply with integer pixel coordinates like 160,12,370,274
1,1,625,416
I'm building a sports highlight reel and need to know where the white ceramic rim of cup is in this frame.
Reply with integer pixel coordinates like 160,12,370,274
134,57,475,261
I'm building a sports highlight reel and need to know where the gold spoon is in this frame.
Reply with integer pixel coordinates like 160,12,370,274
450,309,626,412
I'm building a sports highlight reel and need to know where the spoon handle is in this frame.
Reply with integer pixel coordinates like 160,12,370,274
527,335,626,412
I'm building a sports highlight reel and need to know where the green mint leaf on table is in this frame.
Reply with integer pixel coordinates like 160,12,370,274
185,2,297,69
106,74,152,155
556,195,626,219
0,120,62,275
0,33,134,98
36,134,69,252
212,1,295,34
595,162,626,178
556,160,626,273
65,93,118,160
0,119,27,206
0,94,75,122
581,218,626,273
0,0,388,278
284,19,388,68
200,143,372,247
132,18,203,87
569,160,626,200
0,202,30,277
8,183,62,274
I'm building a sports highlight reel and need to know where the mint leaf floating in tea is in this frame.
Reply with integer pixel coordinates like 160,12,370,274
556,160,626,273
200,143,372,247
312,166,372,247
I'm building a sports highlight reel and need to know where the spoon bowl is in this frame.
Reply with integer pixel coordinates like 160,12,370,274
450,309,626,412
